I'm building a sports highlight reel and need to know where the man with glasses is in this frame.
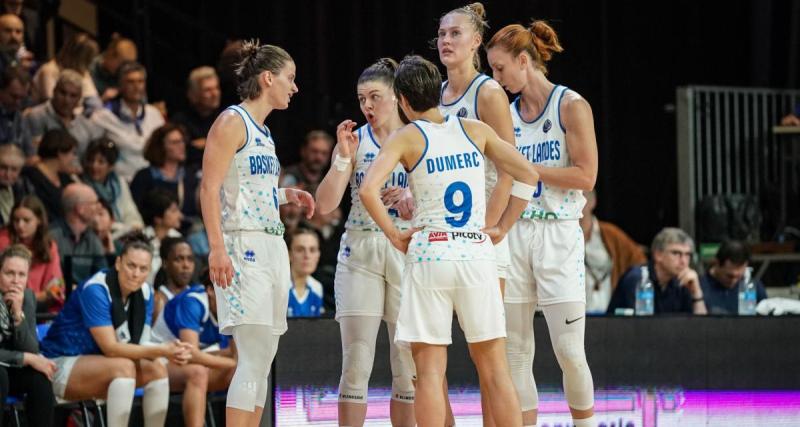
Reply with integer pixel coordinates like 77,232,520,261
0,143,27,225
49,182,108,287
607,227,707,314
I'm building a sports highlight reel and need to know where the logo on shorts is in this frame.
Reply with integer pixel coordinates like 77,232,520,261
364,152,375,163
428,232,449,242
450,231,487,244
457,107,468,118
244,249,256,263
343,246,351,257
543,119,552,133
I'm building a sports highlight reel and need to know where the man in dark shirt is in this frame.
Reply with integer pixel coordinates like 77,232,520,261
700,240,767,315
608,227,708,315
0,66,32,157
279,130,334,196
171,66,220,169
49,183,107,287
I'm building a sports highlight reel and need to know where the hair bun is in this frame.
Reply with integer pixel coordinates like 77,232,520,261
528,19,563,62
466,2,486,20
376,57,398,72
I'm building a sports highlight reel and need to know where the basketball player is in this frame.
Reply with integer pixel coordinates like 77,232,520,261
436,4,517,423
315,58,416,427
486,21,599,427
359,54,537,427
200,40,314,427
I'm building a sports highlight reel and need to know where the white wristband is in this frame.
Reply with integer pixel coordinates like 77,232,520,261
334,154,352,171
510,180,538,200
277,188,288,205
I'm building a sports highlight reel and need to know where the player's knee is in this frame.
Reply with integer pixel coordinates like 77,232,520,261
554,332,588,374
186,364,209,386
109,357,137,379
339,340,374,403
506,348,538,411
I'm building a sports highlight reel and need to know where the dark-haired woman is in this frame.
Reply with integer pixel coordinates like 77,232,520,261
82,138,144,231
40,234,191,427
0,195,64,313
315,58,416,427
20,129,78,220
200,40,314,427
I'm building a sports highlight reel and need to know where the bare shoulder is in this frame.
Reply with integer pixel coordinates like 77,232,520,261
477,79,510,104
560,90,593,129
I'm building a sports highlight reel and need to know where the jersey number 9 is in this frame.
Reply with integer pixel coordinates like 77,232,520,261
444,181,472,228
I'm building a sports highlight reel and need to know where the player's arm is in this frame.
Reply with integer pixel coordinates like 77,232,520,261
316,120,358,215
89,326,187,362
179,329,237,369
358,126,419,252
477,121,539,237
477,80,516,227
200,110,244,288
535,93,597,191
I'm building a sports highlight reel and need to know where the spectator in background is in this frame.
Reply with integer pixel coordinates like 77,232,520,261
185,186,208,264
580,190,646,314
701,240,767,315
92,198,122,255
1,0,39,59
20,129,77,220
0,144,28,226
608,227,707,315
90,35,137,102
0,65,32,157
0,195,63,313
141,189,183,285
91,61,165,181
287,228,325,318
0,245,56,427
130,123,199,221
151,268,235,427
279,129,334,195
24,69,105,156
31,32,101,113
49,182,106,287
152,236,194,321
39,234,189,427
0,14,24,71
81,138,143,231
171,66,221,169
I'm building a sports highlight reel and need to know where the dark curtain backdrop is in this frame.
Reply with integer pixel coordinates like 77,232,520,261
97,0,797,244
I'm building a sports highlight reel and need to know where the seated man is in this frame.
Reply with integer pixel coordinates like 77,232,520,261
152,269,236,427
700,240,767,315
607,227,708,315
580,190,646,314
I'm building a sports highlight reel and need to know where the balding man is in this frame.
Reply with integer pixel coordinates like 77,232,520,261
0,13,23,71
90,36,138,102
50,182,108,286
172,66,221,168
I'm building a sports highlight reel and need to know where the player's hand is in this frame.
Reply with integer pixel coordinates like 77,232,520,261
381,186,405,207
25,353,57,381
481,225,508,245
388,227,421,254
335,119,358,158
393,188,415,220
285,188,316,219
208,249,235,289
163,341,192,365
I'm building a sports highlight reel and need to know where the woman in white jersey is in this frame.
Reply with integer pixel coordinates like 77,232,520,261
436,4,517,423
315,58,416,427
360,54,538,427
200,40,314,427
486,21,599,427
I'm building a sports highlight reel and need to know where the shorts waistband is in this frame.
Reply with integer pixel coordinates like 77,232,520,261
224,224,285,236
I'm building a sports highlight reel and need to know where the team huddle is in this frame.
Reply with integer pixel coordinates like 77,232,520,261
202,2,598,427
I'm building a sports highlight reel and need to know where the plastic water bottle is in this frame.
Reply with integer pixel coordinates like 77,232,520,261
738,267,757,316
635,266,655,316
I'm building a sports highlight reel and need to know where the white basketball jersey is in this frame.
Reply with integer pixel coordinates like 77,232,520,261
406,116,494,263
439,73,498,201
220,105,284,233
346,124,411,231
511,85,586,220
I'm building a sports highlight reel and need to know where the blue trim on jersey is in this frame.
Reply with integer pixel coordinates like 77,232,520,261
440,73,486,107
457,117,484,159
407,121,430,173
367,125,381,149
514,85,560,124
237,104,271,139
557,87,570,133
226,106,250,154
472,76,491,121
